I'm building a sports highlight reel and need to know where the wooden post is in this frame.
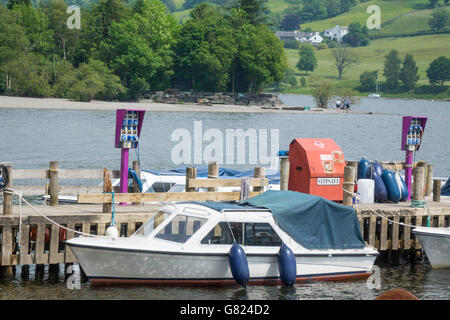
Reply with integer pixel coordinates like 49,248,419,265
433,179,441,202
346,161,358,182
102,168,112,213
1,162,13,215
132,160,141,205
425,164,433,197
280,157,289,191
185,167,197,192
49,161,59,206
207,162,219,192
343,166,356,206
412,166,425,201
253,167,265,193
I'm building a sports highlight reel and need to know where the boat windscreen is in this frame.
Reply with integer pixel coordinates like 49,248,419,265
134,211,169,237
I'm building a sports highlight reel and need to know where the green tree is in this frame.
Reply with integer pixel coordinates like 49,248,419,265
310,76,334,108
332,43,358,79
428,7,449,30
296,44,317,75
342,22,369,47
359,70,377,92
400,54,419,91
383,49,402,89
235,0,270,25
426,56,450,86
7,0,30,9
299,0,327,23
429,0,439,8
101,0,178,98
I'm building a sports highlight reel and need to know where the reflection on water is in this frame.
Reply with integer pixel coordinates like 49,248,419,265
0,261,448,300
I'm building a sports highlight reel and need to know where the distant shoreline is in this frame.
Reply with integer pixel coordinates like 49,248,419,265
0,95,373,115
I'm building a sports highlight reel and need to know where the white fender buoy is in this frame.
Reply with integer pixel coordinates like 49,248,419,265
105,225,118,239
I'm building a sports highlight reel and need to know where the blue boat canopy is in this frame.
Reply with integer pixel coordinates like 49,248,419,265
239,190,366,250
442,177,450,196
142,166,280,184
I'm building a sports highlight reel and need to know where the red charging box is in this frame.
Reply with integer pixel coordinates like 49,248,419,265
288,138,345,201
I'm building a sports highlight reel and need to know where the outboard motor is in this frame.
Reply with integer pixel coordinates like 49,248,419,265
228,242,249,288
278,243,297,286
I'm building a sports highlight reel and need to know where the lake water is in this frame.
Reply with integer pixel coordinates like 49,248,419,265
0,94,449,300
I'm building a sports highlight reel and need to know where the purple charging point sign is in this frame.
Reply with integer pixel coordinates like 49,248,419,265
401,116,427,201
115,109,146,204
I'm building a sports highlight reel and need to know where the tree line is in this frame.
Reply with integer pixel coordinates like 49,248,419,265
0,0,287,101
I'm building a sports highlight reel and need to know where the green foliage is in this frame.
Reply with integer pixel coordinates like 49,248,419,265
296,44,317,75
342,22,369,47
428,7,449,30
359,70,377,92
400,54,420,91
310,76,334,108
426,56,450,85
280,13,300,31
300,76,306,87
383,49,402,89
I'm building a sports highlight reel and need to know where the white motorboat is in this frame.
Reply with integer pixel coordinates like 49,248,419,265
412,227,450,268
368,93,381,98
66,190,378,286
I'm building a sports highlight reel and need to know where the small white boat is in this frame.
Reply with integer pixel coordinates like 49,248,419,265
368,93,381,98
66,190,378,286
412,227,450,268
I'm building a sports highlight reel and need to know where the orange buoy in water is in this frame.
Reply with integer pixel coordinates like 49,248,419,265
375,289,419,300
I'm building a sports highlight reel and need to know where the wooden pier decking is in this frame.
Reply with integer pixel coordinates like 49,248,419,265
0,160,449,277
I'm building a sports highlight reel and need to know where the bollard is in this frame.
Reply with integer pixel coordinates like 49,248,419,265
253,166,265,193
102,167,112,213
185,167,197,192
280,157,289,191
412,166,425,201
132,160,142,205
425,164,433,197
343,166,356,206
49,161,59,206
207,162,219,192
346,161,358,183
433,179,441,202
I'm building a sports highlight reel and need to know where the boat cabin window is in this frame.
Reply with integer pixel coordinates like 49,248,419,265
201,222,243,245
134,211,169,237
244,223,282,246
148,182,175,193
201,222,281,246
155,214,207,243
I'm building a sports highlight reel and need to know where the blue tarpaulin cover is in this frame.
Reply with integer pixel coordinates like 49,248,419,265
240,190,366,250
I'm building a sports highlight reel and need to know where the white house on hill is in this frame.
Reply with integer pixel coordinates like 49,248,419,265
275,30,323,45
323,25,348,42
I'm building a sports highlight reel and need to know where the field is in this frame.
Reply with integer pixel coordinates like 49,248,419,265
284,33,450,98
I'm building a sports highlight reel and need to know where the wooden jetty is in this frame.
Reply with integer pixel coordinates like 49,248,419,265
0,160,449,279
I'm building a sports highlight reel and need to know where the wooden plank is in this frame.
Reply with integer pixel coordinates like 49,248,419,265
97,223,106,237
77,191,263,203
127,222,135,237
404,216,411,250
380,217,388,251
13,186,46,196
60,186,103,194
65,222,76,263
438,215,445,228
19,223,32,265
392,215,400,250
188,178,268,188
369,216,376,247
35,224,47,264
12,169,47,179
1,226,13,265
82,222,91,236
49,224,60,264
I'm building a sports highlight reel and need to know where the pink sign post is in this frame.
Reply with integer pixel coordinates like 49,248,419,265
401,116,427,201
115,109,146,205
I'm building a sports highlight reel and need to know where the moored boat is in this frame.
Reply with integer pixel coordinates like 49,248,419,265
66,190,378,286
412,227,450,268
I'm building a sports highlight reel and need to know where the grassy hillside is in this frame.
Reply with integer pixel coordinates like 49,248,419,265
302,0,430,32
284,33,450,98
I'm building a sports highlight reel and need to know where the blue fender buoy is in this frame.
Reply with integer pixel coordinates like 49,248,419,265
395,173,409,201
278,243,296,286
382,169,401,203
372,169,388,203
372,161,384,177
228,242,249,288
358,158,371,180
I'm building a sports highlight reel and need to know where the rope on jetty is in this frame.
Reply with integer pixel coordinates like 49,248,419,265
3,188,104,238
344,189,431,229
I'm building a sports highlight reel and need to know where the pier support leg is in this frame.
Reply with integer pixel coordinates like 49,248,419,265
405,150,413,201
48,263,60,284
343,166,356,206
49,161,59,206
280,157,289,191
119,148,130,205
35,264,45,281
433,179,441,202
20,264,30,279
253,167,265,193
2,163,13,216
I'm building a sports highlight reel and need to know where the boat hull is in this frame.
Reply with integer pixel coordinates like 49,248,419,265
413,227,450,268
67,243,376,286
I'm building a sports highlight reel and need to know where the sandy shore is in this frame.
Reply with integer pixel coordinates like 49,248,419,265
0,95,367,114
